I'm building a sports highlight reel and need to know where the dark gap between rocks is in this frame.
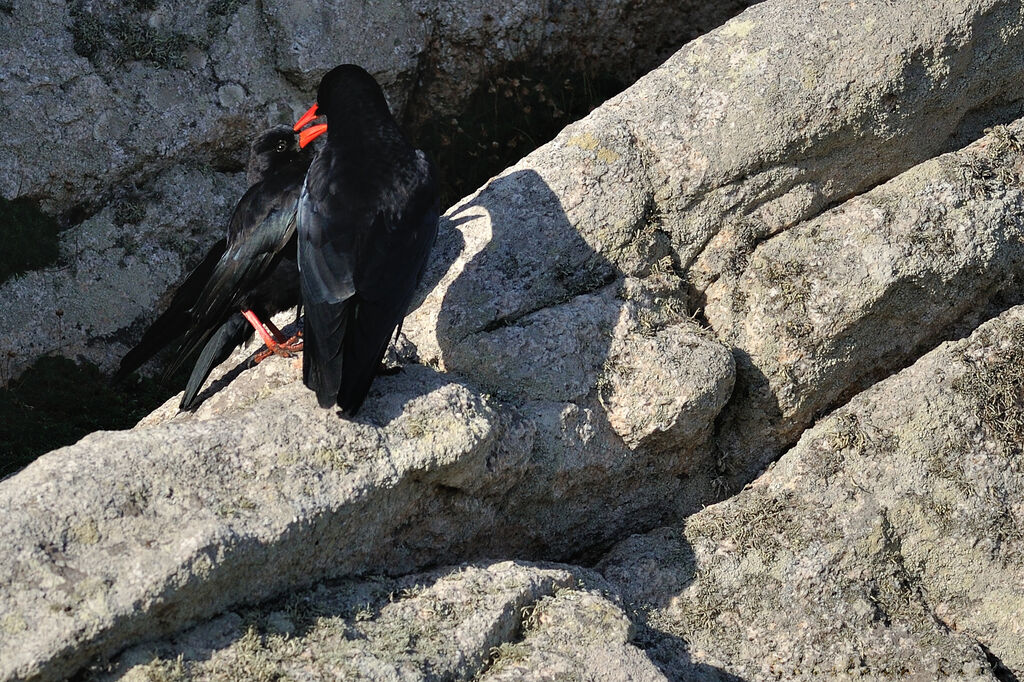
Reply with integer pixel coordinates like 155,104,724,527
0,196,62,286
0,356,187,479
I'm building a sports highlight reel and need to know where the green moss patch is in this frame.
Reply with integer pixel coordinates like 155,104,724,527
0,197,61,285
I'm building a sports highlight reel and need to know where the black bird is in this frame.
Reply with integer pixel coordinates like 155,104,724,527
292,65,439,414
114,125,313,409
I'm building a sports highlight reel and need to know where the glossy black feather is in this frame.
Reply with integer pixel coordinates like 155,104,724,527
179,314,251,410
298,65,439,414
114,126,312,409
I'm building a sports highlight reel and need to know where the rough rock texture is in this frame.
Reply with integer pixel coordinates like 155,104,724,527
0,0,758,385
0,288,732,680
708,119,1024,481
599,305,1024,680
89,561,671,681
3,0,1024,679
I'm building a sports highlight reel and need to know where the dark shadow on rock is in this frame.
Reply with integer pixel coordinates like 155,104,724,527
436,169,619,357
708,347,784,496
424,169,727,572
597,532,748,681
406,213,468,314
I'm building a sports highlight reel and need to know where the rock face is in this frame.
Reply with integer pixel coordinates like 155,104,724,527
708,119,1024,483
2,0,1024,680
0,300,733,679
88,561,669,681
0,0,759,387
599,305,1024,680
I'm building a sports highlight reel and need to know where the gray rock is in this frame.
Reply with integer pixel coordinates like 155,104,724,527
706,118,1024,483
94,561,578,681
0,0,754,386
398,0,1024,493
3,0,1024,678
0,259,731,682
599,305,1024,680
89,560,671,682
479,588,668,682
0,167,245,382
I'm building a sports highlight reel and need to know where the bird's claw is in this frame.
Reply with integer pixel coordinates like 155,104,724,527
252,334,304,365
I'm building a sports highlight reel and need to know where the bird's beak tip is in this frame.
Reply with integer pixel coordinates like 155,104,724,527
293,103,320,132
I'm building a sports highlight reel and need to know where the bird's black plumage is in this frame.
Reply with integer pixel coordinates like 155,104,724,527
114,125,313,409
296,65,439,414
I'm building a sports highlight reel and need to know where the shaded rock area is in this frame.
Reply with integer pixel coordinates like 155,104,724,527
599,305,1024,680
0,0,758,387
708,119,1024,484
2,0,1024,680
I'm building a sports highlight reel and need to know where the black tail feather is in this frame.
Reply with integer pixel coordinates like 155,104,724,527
302,300,351,409
336,302,399,415
179,314,253,410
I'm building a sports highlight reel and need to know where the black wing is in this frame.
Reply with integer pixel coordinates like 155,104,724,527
165,177,299,377
296,168,358,408
298,152,439,413
179,314,253,410
112,238,227,383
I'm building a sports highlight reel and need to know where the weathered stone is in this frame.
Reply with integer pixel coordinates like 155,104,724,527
3,0,1024,678
479,588,667,682
0,260,731,682
706,118,1024,481
93,561,582,681
1,0,756,387
599,305,1024,680
0,167,245,381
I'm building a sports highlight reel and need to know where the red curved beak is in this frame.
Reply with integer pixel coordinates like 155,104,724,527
294,103,319,131
299,123,327,148
294,103,328,148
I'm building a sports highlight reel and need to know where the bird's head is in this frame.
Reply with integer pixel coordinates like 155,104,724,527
293,64,391,148
246,125,310,185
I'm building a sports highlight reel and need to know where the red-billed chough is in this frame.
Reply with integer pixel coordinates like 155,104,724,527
292,65,439,414
114,125,313,410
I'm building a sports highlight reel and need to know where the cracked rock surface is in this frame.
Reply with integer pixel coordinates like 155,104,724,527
2,0,1024,680
599,305,1024,680
0,0,754,386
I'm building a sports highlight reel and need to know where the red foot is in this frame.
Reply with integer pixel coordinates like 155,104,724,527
241,310,304,364
252,333,304,364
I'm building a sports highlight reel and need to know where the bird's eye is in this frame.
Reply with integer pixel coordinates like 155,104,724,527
276,141,288,152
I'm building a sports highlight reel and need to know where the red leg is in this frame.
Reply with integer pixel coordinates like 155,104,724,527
242,309,303,363
263,318,288,344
